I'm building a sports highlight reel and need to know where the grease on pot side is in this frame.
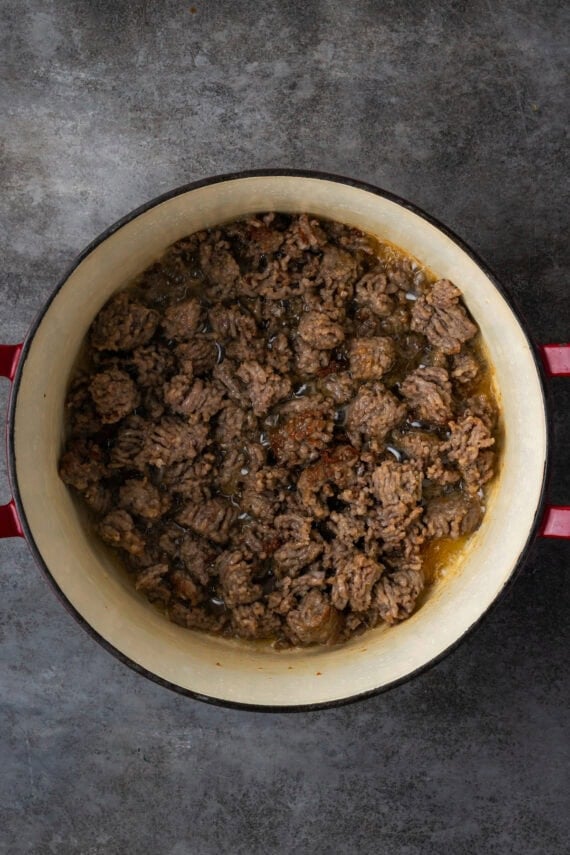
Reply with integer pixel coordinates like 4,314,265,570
58,213,500,647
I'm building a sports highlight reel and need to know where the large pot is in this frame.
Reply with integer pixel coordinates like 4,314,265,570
1,171,568,710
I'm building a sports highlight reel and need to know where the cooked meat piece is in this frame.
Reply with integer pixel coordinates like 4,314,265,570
284,213,328,254
273,540,324,577
157,527,217,585
424,493,483,539
135,564,171,605
140,416,209,468
297,445,359,519
444,415,495,468
381,305,411,335
295,338,331,374
355,270,396,317
59,438,107,492
316,278,355,317
400,366,453,425
319,372,355,404
82,483,112,515
250,465,291,492
240,486,280,521
231,602,282,640
236,361,292,416
161,454,215,500
216,446,248,495
179,536,217,586
244,440,266,474
169,602,229,633
141,388,165,420
422,348,448,370
346,382,406,449
285,590,344,645
212,361,248,407
392,429,460,487
452,351,480,384
236,518,281,561
215,402,256,446
161,298,202,341
209,303,258,341
130,343,175,387
271,397,335,465
368,459,424,548
331,554,383,612
108,415,148,470
90,292,159,351
352,306,380,338
328,507,370,558
381,536,424,573
216,550,262,607
118,478,170,520
349,337,396,380
425,458,462,488
318,245,358,286
411,279,477,354
267,570,328,617
240,465,290,520
176,497,239,544
64,374,102,437
272,514,324,576
297,311,345,350
217,442,267,494
199,242,241,294
170,569,203,605
89,369,140,424
373,568,424,625
246,219,285,255
176,337,218,375
297,474,334,519
265,332,294,375
99,509,146,556
461,449,496,496
385,258,419,291
157,523,186,556
371,459,423,508
375,504,424,550
462,393,498,431
394,429,440,464
226,329,268,364
164,375,225,420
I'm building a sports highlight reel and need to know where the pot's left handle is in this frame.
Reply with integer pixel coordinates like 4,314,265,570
539,343,570,539
0,344,24,538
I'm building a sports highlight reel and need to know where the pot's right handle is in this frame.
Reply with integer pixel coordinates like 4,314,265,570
539,343,570,539
0,344,24,539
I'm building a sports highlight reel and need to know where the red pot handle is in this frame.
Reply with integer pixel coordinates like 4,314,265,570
0,344,24,538
539,343,570,538
540,343,570,377
540,506,570,538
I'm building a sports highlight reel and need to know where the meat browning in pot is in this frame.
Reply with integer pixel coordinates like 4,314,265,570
59,213,500,647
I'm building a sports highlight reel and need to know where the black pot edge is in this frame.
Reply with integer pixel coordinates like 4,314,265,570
5,168,551,713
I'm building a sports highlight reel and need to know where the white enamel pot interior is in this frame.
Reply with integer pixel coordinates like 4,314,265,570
9,172,548,710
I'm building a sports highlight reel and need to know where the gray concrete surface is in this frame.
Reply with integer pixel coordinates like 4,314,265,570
1,1,569,852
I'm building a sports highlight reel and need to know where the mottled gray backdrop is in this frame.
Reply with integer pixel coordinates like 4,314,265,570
1,1,569,853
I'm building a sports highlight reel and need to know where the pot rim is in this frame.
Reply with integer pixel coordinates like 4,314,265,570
6,168,551,712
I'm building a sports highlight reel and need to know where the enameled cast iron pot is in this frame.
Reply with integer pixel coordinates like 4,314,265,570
1,171,569,711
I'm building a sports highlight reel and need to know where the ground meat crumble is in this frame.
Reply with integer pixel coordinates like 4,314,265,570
59,213,499,647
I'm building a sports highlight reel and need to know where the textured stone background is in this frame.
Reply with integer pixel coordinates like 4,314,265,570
1,1,568,853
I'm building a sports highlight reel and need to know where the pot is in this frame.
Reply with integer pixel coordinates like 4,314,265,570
1,171,568,710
